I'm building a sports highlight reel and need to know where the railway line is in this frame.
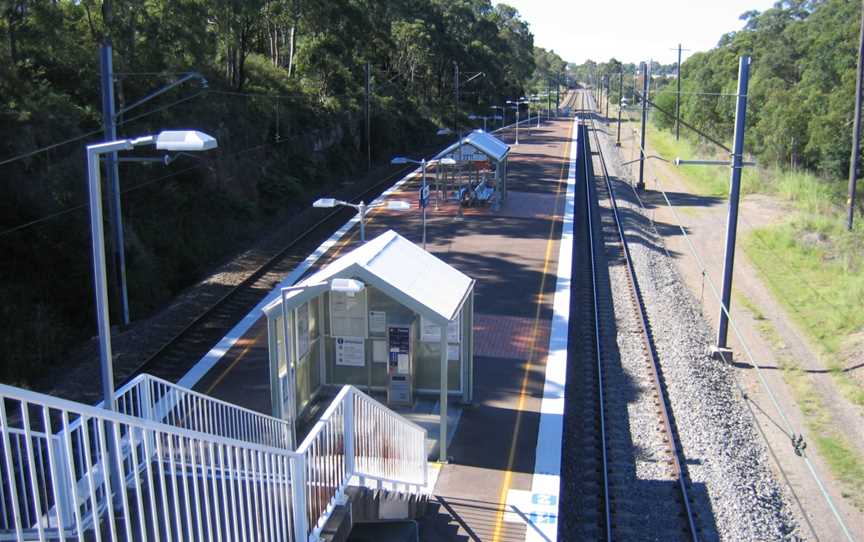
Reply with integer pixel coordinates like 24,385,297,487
562,91,700,540
130,162,416,383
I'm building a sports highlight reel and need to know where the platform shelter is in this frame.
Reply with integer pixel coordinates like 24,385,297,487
262,230,475,459
437,129,510,205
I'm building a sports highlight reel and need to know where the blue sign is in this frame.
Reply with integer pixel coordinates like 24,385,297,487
419,185,430,208
531,493,557,506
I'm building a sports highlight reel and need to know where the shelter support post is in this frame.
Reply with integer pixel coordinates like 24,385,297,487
439,324,448,463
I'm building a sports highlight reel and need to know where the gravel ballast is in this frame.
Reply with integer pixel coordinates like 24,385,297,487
590,113,802,541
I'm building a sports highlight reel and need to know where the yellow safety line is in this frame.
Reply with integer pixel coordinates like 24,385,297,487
205,327,268,393
204,174,419,393
490,117,572,541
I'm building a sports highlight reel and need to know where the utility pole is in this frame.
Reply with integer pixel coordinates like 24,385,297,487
637,61,649,190
616,71,623,146
676,44,682,140
365,62,371,172
848,6,864,231
99,40,129,327
716,56,752,353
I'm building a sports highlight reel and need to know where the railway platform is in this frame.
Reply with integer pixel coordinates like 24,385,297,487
182,110,580,541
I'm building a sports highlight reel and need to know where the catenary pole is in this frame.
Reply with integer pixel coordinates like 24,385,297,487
365,62,371,172
716,56,751,350
676,44,682,140
616,71,623,146
637,61,649,190
604,75,610,123
99,41,130,326
847,6,864,230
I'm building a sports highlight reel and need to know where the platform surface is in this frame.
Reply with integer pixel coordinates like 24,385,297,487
191,116,577,541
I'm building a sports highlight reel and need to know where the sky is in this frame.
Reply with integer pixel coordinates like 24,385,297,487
502,0,779,65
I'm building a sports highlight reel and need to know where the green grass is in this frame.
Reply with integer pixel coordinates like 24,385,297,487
734,292,864,510
744,224,864,409
648,119,864,507
646,124,767,197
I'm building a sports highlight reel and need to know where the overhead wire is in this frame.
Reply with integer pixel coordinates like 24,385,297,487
0,135,291,239
615,98,855,541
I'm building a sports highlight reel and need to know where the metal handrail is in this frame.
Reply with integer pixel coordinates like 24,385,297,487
116,374,293,449
0,382,297,541
0,381,429,542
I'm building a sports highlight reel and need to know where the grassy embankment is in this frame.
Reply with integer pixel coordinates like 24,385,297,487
647,123,864,509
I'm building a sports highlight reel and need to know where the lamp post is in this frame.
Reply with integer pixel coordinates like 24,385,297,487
490,105,506,129
506,98,529,145
100,41,207,326
391,157,455,249
313,197,410,242
87,131,218,410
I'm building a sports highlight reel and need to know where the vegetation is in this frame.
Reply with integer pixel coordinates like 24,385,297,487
0,0,560,387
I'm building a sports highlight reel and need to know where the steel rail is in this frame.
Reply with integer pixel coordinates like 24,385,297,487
581,108,613,540
131,163,415,378
585,93,700,540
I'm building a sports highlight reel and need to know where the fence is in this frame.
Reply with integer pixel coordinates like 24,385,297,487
0,381,427,542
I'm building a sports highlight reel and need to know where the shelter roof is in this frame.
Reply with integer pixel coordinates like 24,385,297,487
263,230,474,325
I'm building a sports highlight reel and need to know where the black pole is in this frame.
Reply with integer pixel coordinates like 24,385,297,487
637,61,649,190
99,41,130,326
365,62,371,172
616,71,623,146
454,62,459,140
716,56,751,351
848,7,864,230
676,44,682,140
604,75,610,123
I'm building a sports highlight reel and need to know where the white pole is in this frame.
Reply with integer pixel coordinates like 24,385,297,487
422,159,427,250
359,201,366,241
87,146,116,411
515,106,520,145
439,324,448,463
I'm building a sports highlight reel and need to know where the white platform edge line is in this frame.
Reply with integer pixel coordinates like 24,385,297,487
176,117,539,390
524,116,578,541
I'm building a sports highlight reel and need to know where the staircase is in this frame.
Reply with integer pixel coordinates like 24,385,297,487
0,375,428,541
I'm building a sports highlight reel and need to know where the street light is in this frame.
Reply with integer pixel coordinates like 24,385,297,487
507,98,529,145
468,114,500,132
391,156,456,249
312,197,410,242
490,105,506,129
87,130,218,411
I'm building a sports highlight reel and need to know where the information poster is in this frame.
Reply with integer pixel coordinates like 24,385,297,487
447,343,461,361
335,337,365,367
295,303,310,358
330,290,367,337
369,311,387,334
420,315,461,343
372,340,388,363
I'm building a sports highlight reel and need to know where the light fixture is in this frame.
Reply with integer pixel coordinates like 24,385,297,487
313,198,337,208
155,130,218,151
331,278,365,294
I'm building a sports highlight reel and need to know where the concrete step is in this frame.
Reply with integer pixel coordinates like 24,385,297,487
348,521,420,542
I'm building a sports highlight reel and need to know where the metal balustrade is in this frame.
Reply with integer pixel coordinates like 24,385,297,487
0,380,428,542
114,374,293,450
291,386,428,541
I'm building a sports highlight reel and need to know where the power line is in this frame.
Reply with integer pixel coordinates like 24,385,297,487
0,89,207,169
0,136,290,239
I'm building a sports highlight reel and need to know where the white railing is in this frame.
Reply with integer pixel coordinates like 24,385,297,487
0,380,427,542
115,374,293,450
0,382,296,542
291,386,428,542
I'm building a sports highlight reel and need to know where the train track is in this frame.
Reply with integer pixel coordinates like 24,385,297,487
130,163,416,382
565,90,699,540
127,99,581,385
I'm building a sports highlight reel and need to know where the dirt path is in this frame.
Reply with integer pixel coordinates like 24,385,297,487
602,113,863,541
